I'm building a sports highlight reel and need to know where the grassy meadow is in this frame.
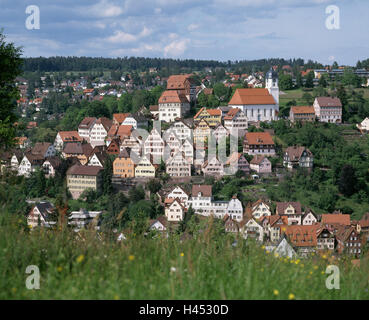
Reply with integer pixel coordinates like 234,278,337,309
1,213,368,300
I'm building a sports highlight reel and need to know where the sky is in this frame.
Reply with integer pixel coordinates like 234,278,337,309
1,0,368,66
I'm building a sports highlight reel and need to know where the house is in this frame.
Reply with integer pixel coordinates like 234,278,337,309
158,90,190,123
313,97,342,123
166,74,196,102
62,142,93,165
273,235,297,258
89,117,113,147
143,128,165,164
121,112,148,129
10,150,23,172
227,196,243,222
42,157,62,178
261,215,288,243
166,186,189,205
112,113,129,126
289,106,315,123
166,152,191,177
241,218,264,242
106,138,120,155
54,131,82,151
194,108,222,128
224,216,240,233
281,225,318,257
15,136,31,149
68,208,101,230
87,152,107,167
223,108,248,136
316,226,335,251
225,152,250,175
66,164,104,199
27,202,56,228
228,88,278,122
120,133,142,159
243,132,275,156
187,185,213,215
166,119,193,141
302,209,318,225
134,155,156,177
193,118,211,147
31,142,56,158
336,226,362,256
78,117,97,142
283,146,314,170
149,216,168,232
180,138,194,165
164,131,182,158
276,202,303,225
250,199,272,220
250,155,272,173
113,148,135,178
149,105,159,118
357,117,369,133
213,124,229,142
18,153,44,177
202,156,224,177
165,198,187,222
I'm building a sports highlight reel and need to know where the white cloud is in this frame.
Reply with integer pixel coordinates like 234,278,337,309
187,23,199,31
154,7,162,14
107,30,137,43
164,39,190,57
84,0,123,18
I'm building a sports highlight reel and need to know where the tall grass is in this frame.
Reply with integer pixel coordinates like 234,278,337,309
0,213,368,300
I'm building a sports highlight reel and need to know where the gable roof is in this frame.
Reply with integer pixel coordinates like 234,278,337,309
167,74,193,90
67,164,103,176
245,132,274,145
316,97,342,107
281,225,318,247
276,202,302,215
113,113,130,124
63,142,93,156
250,155,269,165
194,107,221,119
159,90,189,104
78,117,97,129
31,142,52,156
285,146,313,161
321,214,350,226
224,108,243,120
191,185,212,197
290,106,315,114
229,88,276,105
58,131,82,143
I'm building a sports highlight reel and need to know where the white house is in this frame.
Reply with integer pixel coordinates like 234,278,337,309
27,202,56,228
165,198,187,222
68,208,101,231
158,90,190,123
241,218,264,242
78,117,97,142
121,112,148,129
144,128,165,164
166,152,191,177
357,117,369,132
251,199,272,220
227,196,243,222
42,157,61,178
166,119,193,141
89,117,113,147
18,153,44,177
166,186,189,205
187,185,213,215
31,142,56,158
313,97,342,123
302,209,318,226
224,108,248,135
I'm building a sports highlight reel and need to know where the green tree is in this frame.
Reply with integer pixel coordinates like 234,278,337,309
279,74,293,90
0,32,23,150
338,164,357,197
304,71,314,88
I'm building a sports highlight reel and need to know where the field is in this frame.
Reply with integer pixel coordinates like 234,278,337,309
1,213,368,300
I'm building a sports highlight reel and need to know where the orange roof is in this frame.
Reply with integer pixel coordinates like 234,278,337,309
244,132,274,145
167,74,192,90
194,107,221,119
58,131,82,142
281,225,318,247
15,136,28,145
107,124,119,137
290,106,315,114
113,113,130,124
229,88,276,105
224,108,241,120
117,125,133,138
159,90,189,104
321,214,350,226
83,89,94,94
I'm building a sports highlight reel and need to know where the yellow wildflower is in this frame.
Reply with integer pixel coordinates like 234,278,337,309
57,266,63,272
180,252,184,257
288,293,295,300
266,251,270,254
274,253,279,258
11,287,17,293
114,295,119,300
309,271,313,275
313,265,318,270
273,289,279,296
261,245,265,249
76,254,84,263
128,255,135,261
322,254,327,259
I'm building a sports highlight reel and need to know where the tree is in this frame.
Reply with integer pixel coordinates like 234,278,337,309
304,71,314,88
279,74,293,90
0,32,23,150
213,83,228,101
318,75,328,88
302,92,314,105
102,156,114,195
338,165,357,197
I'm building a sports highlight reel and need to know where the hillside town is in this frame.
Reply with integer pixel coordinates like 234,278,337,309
1,64,369,260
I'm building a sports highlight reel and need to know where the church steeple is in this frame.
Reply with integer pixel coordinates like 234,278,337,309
265,68,279,105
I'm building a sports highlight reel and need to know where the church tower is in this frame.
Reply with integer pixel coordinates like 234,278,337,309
265,68,279,105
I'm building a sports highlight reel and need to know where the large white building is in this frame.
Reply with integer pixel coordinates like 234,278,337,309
158,90,190,123
228,68,279,122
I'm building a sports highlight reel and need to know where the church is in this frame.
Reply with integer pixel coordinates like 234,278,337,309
228,68,279,122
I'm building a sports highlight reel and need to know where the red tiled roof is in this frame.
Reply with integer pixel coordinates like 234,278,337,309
58,131,82,143
321,214,350,226
290,106,315,115
316,97,342,107
159,90,189,104
244,132,274,145
67,164,103,176
191,185,212,197
229,88,276,105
